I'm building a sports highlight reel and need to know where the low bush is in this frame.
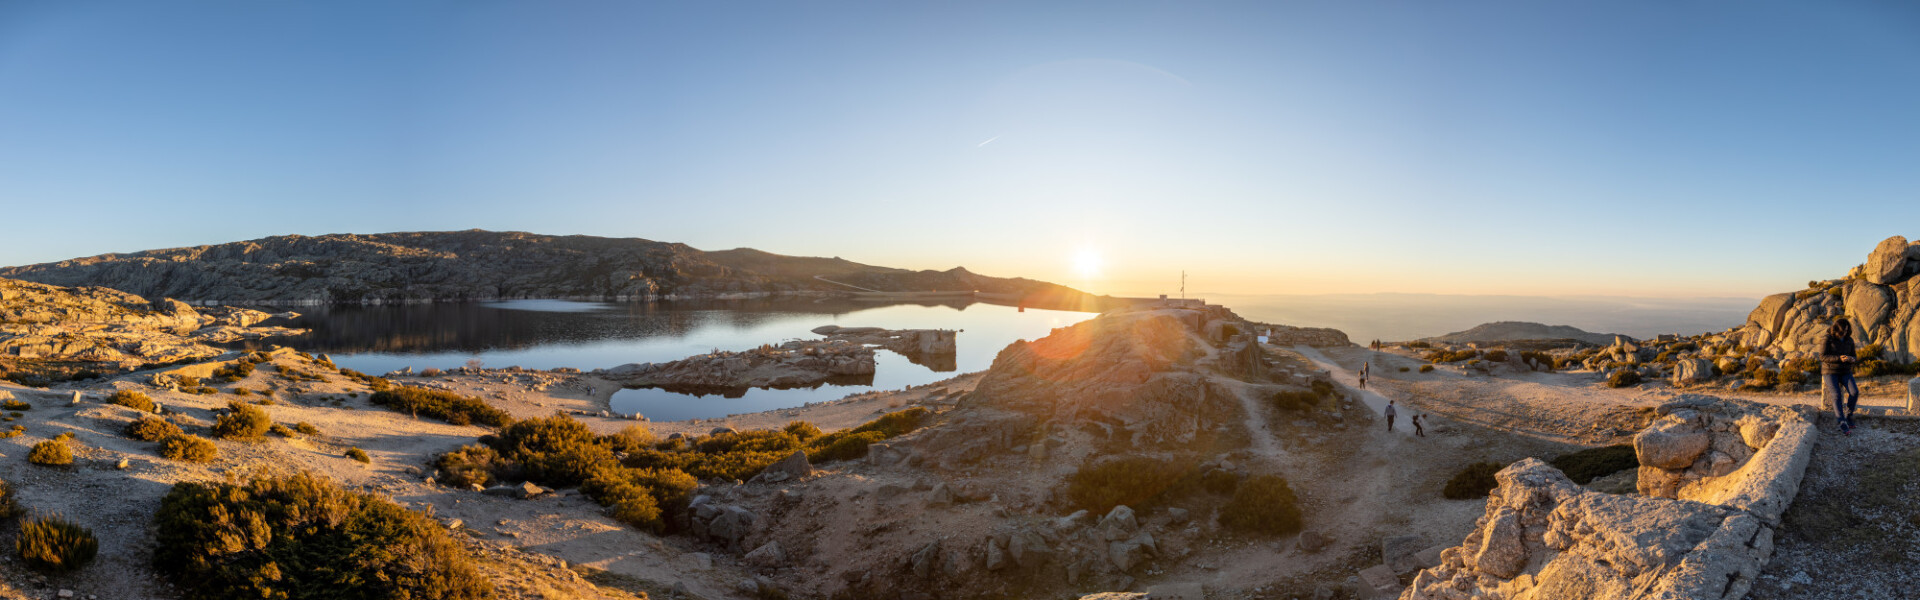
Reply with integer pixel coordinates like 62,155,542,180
1549,444,1637,484
1858,344,1884,362
1519,351,1555,371
783,420,823,441
1398,366,1410,372
579,466,698,532
268,424,295,437
435,444,503,488
158,434,218,463
1,399,29,411
806,430,886,463
1443,462,1506,499
126,416,183,442
1405,341,1432,349
371,387,513,427
419,368,445,377
603,425,657,453
1201,468,1239,495
0,425,23,438
207,361,254,384
294,422,321,435
28,440,72,466
16,514,96,573
1425,349,1479,363
1418,365,1435,373
211,401,271,440
1483,350,1509,363
1742,368,1779,391
1218,475,1303,535
1606,369,1642,388
1065,455,1189,515
339,369,393,392
152,471,492,600
108,390,154,412
0,479,18,519
346,447,371,463
1269,390,1319,412
488,416,614,486
847,407,929,438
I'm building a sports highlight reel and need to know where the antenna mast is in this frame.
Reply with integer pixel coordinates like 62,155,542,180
1180,270,1186,300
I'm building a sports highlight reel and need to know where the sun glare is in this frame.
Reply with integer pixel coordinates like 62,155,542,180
1072,247,1102,279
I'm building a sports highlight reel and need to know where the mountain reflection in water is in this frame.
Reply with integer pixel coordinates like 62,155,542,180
237,298,1096,421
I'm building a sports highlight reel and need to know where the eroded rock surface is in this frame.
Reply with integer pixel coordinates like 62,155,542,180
1731,235,1920,363
0,278,302,376
1403,396,1818,600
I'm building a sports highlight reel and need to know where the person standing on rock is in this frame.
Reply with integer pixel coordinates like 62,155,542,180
1820,317,1861,435
1384,399,1397,432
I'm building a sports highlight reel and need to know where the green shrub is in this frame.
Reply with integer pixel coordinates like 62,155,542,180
1606,369,1642,388
1398,367,1410,372
346,447,371,463
1519,351,1554,371
602,425,657,453
108,390,154,412
1201,469,1239,495
1858,344,1884,362
370,387,513,427
1483,350,1509,363
207,361,255,384
579,466,697,533
806,430,886,463
488,415,613,486
339,369,393,392
434,444,503,488
1,399,29,411
268,424,294,437
295,422,321,435
16,514,96,573
1742,368,1779,391
159,434,218,463
848,407,930,438
28,440,72,466
1065,456,1188,515
1405,341,1431,349
1218,475,1303,535
1425,349,1478,363
0,479,19,519
1549,444,1638,484
1419,365,1435,373
0,425,23,438
126,416,183,442
1443,462,1506,499
1269,390,1319,412
783,420,823,441
152,471,492,600
211,401,271,440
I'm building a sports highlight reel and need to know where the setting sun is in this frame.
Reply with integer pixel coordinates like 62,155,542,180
1072,247,1103,279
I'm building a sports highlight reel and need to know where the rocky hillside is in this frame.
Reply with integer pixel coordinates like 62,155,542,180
1422,321,1625,346
1734,235,1920,363
0,230,1098,305
0,278,300,382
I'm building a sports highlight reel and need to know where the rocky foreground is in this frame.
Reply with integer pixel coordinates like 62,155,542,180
0,230,1104,306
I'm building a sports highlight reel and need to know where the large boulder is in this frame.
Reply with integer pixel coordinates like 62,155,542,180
759,450,811,483
1864,235,1912,285
1671,358,1714,385
1909,376,1920,415
1633,420,1710,470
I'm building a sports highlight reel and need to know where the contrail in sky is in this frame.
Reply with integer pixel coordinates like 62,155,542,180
977,135,1001,147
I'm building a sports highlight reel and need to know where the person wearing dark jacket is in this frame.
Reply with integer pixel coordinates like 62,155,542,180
1819,317,1860,435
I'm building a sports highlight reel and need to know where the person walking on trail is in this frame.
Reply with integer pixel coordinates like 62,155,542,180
1413,414,1426,438
1820,317,1861,435
1384,399,1398,432
1359,361,1370,389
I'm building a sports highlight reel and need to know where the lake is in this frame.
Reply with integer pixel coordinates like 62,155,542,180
251,298,1098,421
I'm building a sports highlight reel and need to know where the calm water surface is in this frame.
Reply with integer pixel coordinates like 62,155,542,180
259,298,1096,421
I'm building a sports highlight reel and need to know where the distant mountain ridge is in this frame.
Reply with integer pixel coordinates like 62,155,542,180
1422,321,1628,346
0,230,1097,306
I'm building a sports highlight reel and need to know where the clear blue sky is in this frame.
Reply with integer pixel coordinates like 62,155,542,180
2,1,1916,297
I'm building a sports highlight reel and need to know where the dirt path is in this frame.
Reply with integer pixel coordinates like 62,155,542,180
1292,345,1411,438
